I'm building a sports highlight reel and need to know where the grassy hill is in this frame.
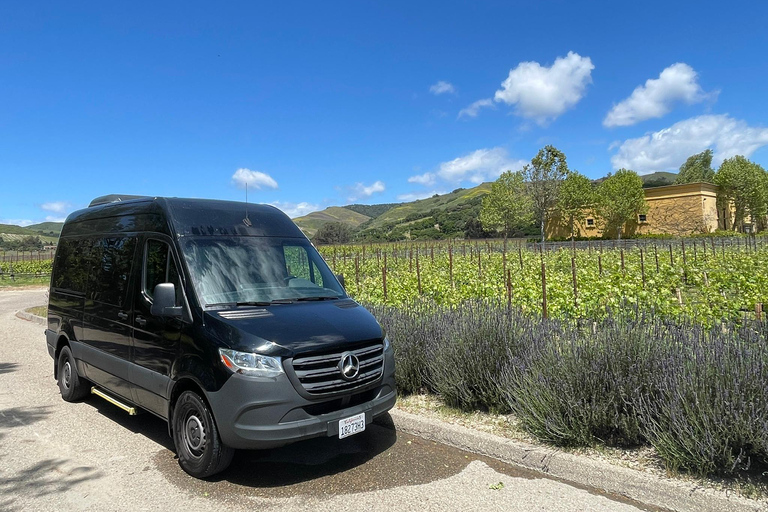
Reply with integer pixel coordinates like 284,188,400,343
27,221,64,236
293,206,371,238
641,171,677,188
0,224,58,245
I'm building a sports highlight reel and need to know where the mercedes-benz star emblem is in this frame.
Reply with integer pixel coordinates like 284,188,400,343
339,352,360,381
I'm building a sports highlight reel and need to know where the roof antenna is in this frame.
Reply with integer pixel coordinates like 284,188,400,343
243,183,252,227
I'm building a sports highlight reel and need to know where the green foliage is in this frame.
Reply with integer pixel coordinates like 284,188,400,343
556,171,595,238
322,238,768,326
596,169,647,239
480,171,533,238
312,222,354,244
715,156,768,232
343,203,400,219
0,235,44,251
523,145,570,242
676,149,715,184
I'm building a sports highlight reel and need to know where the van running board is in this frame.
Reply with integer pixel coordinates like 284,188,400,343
91,387,138,415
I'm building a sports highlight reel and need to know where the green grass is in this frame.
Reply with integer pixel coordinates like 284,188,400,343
0,276,51,288
25,305,47,317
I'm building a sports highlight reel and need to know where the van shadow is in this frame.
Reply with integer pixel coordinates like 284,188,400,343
80,395,174,451
215,420,398,488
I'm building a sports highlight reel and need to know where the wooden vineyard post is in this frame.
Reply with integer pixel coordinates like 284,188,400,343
640,249,645,288
669,244,674,266
681,241,687,283
449,245,454,289
598,253,603,276
518,246,523,270
620,248,625,272
722,239,725,258
409,247,413,272
506,269,512,309
756,303,763,322
430,246,434,263
654,245,659,272
477,247,482,278
382,253,388,302
710,237,715,257
571,256,578,308
355,255,360,291
693,241,697,263
541,260,548,319
502,238,507,276
416,250,422,295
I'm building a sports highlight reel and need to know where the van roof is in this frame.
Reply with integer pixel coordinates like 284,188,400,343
62,196,305,239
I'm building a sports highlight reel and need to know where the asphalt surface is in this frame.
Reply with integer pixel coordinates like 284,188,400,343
0,288,653,511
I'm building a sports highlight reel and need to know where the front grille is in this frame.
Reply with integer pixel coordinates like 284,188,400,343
290,341,384,396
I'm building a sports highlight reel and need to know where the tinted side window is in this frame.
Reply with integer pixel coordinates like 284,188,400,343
144,239,181,304
89,237,137,307
53,238,90,293
283,245,323,286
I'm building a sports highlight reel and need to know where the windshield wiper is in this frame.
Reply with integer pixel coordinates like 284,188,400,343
295,296,340,302
206,299,295,308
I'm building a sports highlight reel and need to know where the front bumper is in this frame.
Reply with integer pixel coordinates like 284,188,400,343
206,349,397,450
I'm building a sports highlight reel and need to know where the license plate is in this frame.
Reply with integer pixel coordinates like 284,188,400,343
338,412,366,439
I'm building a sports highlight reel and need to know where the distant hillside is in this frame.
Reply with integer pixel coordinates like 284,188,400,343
293,206,371,238
0,224,58,245
641,171,677,188
27,221,64,236
343,203,400,219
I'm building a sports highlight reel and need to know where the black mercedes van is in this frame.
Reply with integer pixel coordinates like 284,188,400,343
46,195,396,478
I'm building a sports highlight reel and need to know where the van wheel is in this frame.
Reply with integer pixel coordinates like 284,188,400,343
57,346,89,402
172,390,234,478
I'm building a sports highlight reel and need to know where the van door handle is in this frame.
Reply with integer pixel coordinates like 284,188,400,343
135,316,147,327
117,312,129,321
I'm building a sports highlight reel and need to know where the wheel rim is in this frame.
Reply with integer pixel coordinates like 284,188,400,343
62,360,72,389
184,413,206,457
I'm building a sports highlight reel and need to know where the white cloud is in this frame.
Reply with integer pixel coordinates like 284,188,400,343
41,201,70,213
610,114,768,174
0,219,34,227
604,63,713,127
429,81,456,95
458,98,494,118
408,172,436,186
436,147,526,183
44,215,67,223
231,168,278,190
397,190,447,201
269,201,321,218
494,51,594,125
348,181,386,201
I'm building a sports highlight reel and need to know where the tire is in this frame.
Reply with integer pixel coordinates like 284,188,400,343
57,345,89,402
172,390,234,478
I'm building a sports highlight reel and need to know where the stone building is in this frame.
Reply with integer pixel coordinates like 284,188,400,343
547,182,732,239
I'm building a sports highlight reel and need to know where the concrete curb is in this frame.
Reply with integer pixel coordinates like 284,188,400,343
15,309,46,326
388,408,767,512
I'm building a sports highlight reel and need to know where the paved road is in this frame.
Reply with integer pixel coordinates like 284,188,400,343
0,288,652,511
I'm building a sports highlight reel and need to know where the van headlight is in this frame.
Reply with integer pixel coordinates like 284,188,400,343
383,336,391,352
219,348,284,377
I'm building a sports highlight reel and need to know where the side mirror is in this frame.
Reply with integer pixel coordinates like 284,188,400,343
336,273,346,289
151,283,183,318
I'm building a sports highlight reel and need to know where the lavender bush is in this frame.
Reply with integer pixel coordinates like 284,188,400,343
371,300,768,476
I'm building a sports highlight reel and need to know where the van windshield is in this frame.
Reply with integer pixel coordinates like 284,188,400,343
179,236,345,307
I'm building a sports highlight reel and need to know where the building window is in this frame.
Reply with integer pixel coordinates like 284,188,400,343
638,214,647,222
586,218,594,227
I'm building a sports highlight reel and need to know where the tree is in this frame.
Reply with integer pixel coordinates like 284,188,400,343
463,218,491,239
522,145,570,243
714,156,768,232
480,170,533,239
676,149,715,184
312,222,353,244
556,171,595,240
596,169,647,240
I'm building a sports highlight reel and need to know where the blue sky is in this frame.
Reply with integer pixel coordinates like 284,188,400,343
2,1,768,224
